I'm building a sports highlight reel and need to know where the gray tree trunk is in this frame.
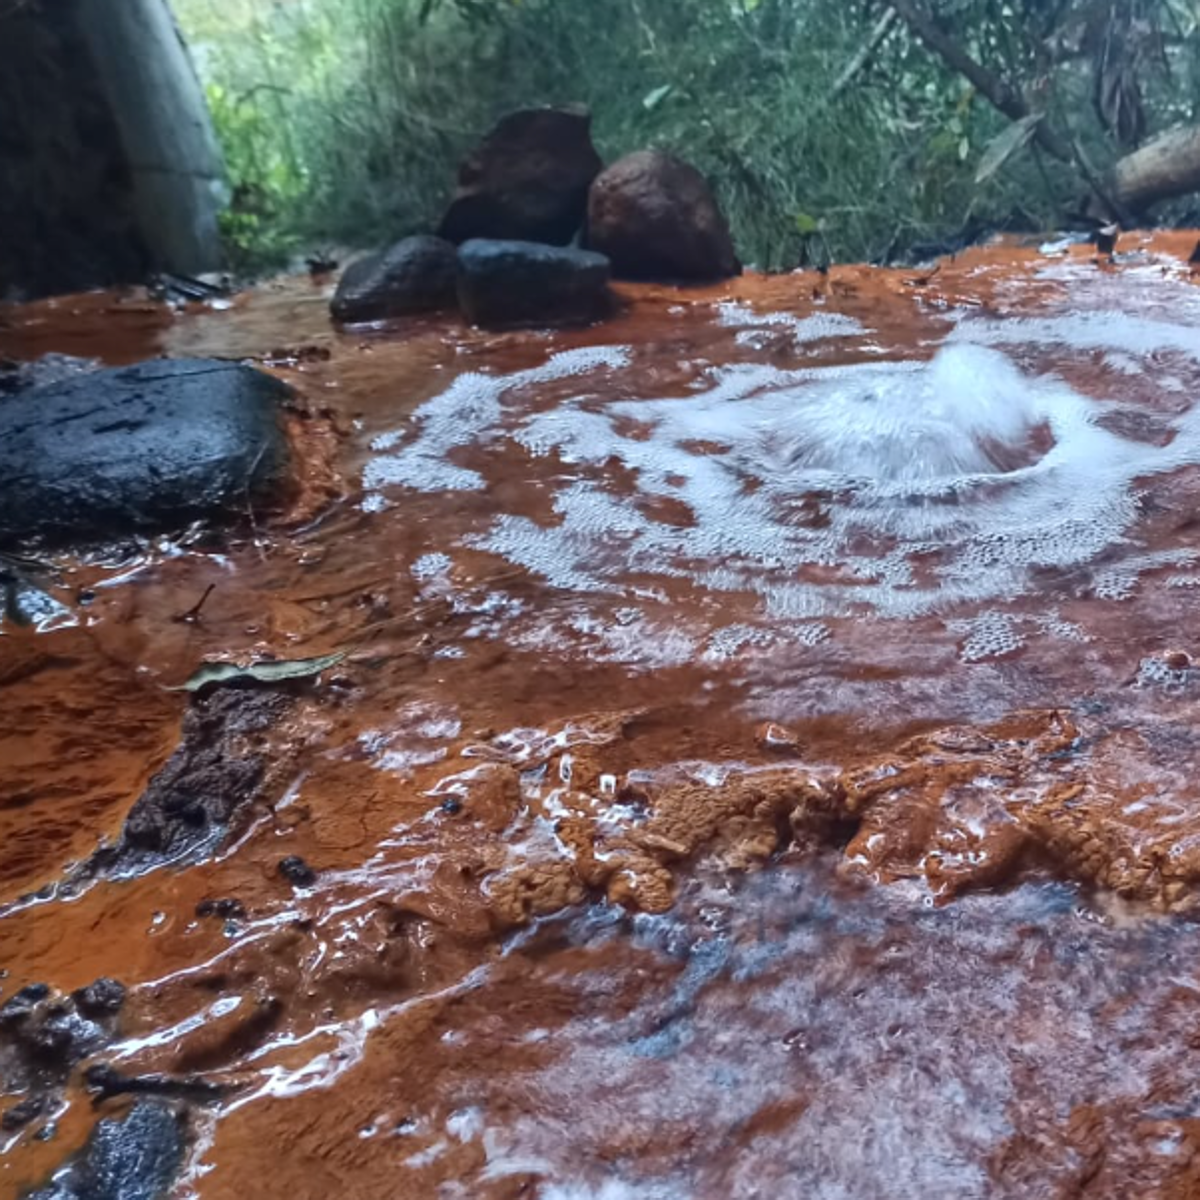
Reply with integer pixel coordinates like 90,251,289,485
75,0,224,276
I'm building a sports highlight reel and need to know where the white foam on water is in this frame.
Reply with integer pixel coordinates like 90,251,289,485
946,611,1025,663
364,315,1200,623
717,302,865,349
365,345,631,493
538,1184,685,1200
947,308,1200,358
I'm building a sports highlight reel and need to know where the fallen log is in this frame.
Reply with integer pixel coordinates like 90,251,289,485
1110,124,1200,214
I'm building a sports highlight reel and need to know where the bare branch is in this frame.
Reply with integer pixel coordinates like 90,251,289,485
886,0,1133,222
831,8,899,99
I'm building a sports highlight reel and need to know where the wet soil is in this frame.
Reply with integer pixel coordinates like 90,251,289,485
4,234,1200,1197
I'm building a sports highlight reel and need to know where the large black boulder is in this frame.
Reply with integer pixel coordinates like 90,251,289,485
457,239,612,330
0,358,291,547
330,235,458,323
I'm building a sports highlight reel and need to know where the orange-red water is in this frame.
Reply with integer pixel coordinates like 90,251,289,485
6,235,1200,1197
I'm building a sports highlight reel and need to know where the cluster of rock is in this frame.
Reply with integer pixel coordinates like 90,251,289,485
330,107,741,330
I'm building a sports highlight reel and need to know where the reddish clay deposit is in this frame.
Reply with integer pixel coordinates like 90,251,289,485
5,234,1200,1197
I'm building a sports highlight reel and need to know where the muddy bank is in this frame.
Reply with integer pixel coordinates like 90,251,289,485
5,233,1200,1197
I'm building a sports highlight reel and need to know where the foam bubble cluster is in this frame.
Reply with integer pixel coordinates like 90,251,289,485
365,310,1200,626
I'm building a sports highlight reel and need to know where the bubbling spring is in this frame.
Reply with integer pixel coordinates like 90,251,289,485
365,319,1200,631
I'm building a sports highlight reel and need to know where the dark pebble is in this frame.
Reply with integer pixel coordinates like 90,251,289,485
73,978,127,1018
278,856,317,888
1,1094,46,1131
26,1008,101,1065
0,982,50,1024
195,898,246,921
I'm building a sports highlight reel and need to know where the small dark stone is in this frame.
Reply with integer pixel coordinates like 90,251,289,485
1094,223,1119,256
72,978,127,1018
440,798,464,816
457,239,612,330
24,1008,103,1066
0,982,50,1025
0,359,292,549
1,1094,46,1131
306,251,339,275
278,855,317,888
438,107,602,246
330,235,458,323
587,149,741,283
195,898,246,921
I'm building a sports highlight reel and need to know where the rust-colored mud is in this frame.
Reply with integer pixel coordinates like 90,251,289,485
6,234,1200,1197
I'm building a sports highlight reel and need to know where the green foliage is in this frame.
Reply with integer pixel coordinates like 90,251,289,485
173,0,1200,272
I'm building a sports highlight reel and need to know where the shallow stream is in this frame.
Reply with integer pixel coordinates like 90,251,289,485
5,235,1200,1198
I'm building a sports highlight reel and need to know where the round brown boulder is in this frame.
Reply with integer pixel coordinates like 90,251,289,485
438,107,603,246
587,150,741,283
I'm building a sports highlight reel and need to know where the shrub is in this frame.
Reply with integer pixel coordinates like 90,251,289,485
173,0,1200,272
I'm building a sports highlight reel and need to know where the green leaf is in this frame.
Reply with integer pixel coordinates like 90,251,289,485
974,114,1041,184
793,211,820,236
642,84,673,111
170,651,346,693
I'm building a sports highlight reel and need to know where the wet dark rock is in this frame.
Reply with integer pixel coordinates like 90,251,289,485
438,107,603,246
72,979,126,1019
1,1094,45,1131
457,239,612,330
0,984,50,1025
84,1063,229,1105
0,987,119,1115
195,897,246,921
22,1005,105,1065
586,149,741,283
24,1101,185,1200
99,689,292,874
330,235,458,323
0,359,292,549
278,855,317,888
